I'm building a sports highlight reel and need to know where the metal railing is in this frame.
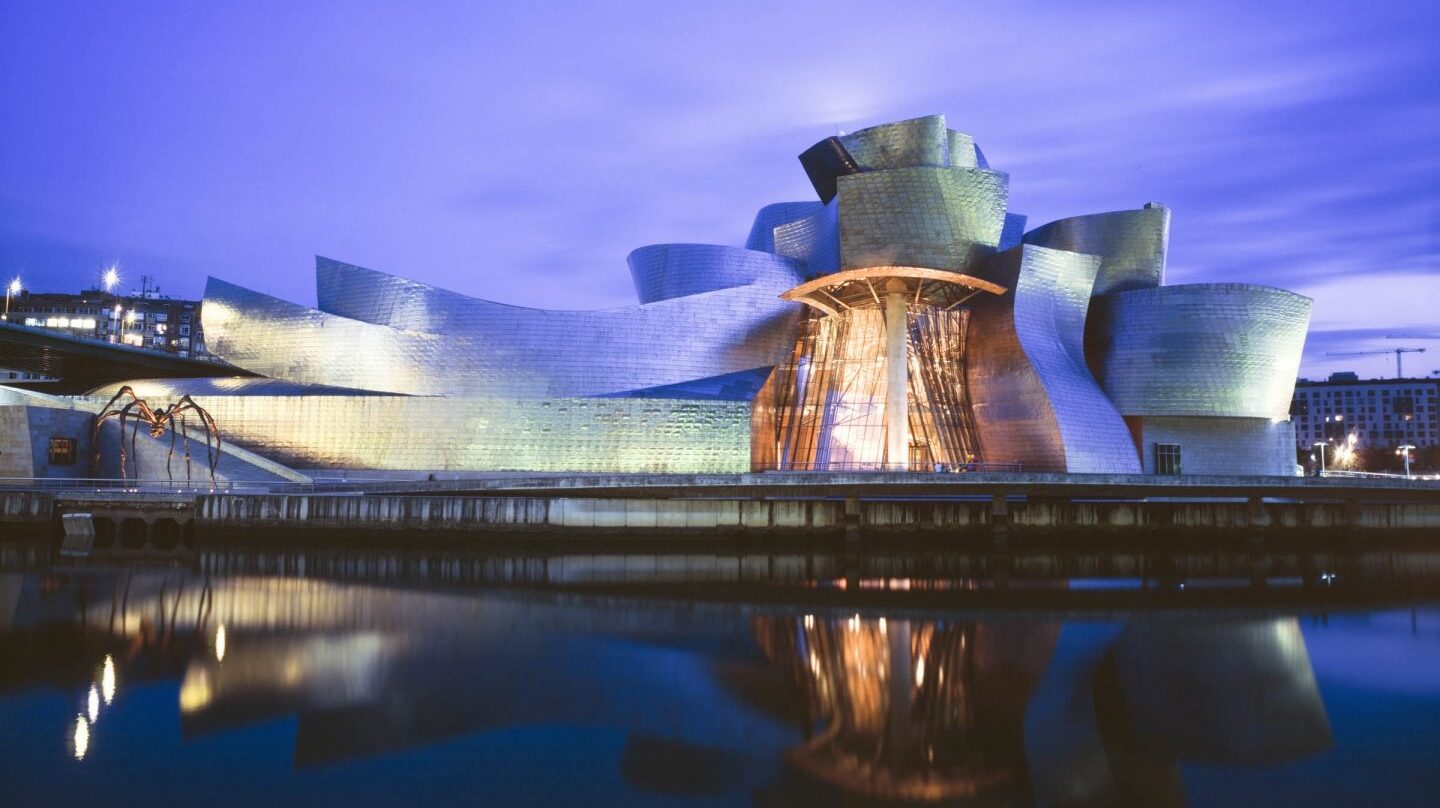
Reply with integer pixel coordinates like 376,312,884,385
0,477,292,495
756,462,1024,473
1321,470,1440,482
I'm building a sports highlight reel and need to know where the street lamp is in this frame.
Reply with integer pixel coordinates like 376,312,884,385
1397,444,1416,479
3,277,20,321
102,266,120,292
1313,441,1327,476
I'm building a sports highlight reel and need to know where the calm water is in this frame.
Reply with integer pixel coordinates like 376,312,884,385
2,546,1438,807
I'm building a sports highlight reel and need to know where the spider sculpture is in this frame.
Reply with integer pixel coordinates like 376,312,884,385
89,386,222,484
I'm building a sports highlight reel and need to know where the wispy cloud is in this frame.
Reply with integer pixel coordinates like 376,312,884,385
0,0,1435,373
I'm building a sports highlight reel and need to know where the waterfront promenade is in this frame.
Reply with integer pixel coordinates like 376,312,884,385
4,472,1439,549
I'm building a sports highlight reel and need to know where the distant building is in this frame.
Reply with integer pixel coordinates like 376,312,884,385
1292,373,1439,449
4,285,208,358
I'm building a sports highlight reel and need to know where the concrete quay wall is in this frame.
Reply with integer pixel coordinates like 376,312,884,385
0,491,52,523
194,493,1440,536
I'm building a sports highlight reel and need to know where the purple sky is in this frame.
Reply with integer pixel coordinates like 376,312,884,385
2,0,1437,379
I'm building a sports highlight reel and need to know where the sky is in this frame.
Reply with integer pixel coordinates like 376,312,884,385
1,0,1437,379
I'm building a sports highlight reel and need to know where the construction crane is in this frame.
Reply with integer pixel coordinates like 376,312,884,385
1326,347,1426,378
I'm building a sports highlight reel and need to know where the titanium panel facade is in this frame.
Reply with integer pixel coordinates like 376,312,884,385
209,258,802,398
946,130,979,169
771,201,841,277
837,115,949,170
836,167,1009,271
797,137,860,204
626,244,804,304
1023,206,1171,296
1087,284,1312,419
82,384,754,473
966,245,1141,473
745,202,824,253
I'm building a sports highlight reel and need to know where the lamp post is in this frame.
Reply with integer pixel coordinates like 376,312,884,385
3,277,20,321
1397,444,1415,479
1313,442,1327,476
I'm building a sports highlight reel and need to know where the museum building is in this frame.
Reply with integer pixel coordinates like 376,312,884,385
0,115,1311,480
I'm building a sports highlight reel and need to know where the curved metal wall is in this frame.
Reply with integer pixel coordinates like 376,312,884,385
1087,283,1312,419
838,115,949,170
82,384,753,473
208,258,802,399
772,201,841,277
966,245,1141,473
836,167,1009,272
946,130,979,169
1022,206,1170,296
745,202,823,253
625,244,804,304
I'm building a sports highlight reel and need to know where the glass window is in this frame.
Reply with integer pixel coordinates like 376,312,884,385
48,437,78,465
1155,443,1182,475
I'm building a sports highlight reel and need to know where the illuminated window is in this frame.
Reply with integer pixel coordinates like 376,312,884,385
49,437,78,465
1155,443,1182,475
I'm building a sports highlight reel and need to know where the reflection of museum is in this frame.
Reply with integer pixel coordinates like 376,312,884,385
3,114,1310,477
0,570,1333,804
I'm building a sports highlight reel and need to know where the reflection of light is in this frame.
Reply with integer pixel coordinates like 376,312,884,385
810,652,821,675
804,614,814,629
878,617,887,635
101,656,115,704
179,669,212,712
215,625,227,662
915,655,925,687
73,715,89,760
87,686,99,724
848,614,860,633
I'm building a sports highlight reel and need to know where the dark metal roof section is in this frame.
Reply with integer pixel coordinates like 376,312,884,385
0,320,256,394
798,137,861,204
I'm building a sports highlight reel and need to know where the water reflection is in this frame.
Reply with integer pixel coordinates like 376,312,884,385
0,556,1434,805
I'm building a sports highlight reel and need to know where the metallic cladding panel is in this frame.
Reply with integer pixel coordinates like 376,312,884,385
999,212,1028,251
81,389,753,473
745,202,824,253
1087,284,1312,419
625,244,806,304
208,264,802,399
836,167,1009,272
946,130,978,169
1137,416,1299,475
88,377,390,397
772,201,841,277
798,137,860,204
966,245,1141,473
1022,206,1171,296
838,115,949,170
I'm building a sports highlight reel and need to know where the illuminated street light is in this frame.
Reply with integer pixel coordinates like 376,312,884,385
3,277,20,321
102,266,120,292
1397,444,1416,479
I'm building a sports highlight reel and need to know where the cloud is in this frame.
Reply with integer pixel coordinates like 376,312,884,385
0,0,1435,353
